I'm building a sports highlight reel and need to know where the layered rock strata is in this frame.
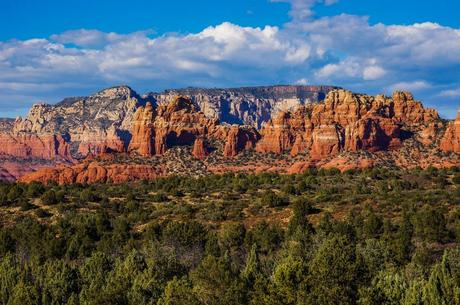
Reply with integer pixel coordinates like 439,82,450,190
256,90,441,159
128,97,259,158
440,110,460,153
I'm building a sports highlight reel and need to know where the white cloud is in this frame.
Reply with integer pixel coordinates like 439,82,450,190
296,78,309,85
51,29,125,48
388,81,431,92
363,66,386,81
315,58,385,81
440,88,460,98
271,0,339,22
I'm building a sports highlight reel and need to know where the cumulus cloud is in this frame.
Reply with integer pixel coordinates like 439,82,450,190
315,58,386,82
0,0,460,118
363,66,386,81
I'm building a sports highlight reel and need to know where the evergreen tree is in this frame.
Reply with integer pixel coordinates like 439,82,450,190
157,277,200,305
305,234,359,305
423,250,460,305
241,243,261,288
191,253,247,305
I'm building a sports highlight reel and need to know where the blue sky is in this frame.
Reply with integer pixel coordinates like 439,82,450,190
1,0,460,118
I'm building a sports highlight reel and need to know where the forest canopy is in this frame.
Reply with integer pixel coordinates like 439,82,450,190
0,166,460,305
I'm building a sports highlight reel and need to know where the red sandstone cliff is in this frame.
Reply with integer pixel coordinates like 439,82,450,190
0,132,72,161
4,88,460,184
128,96,259,158
19,161,163,184
440,110,460,153
256,90,440,159
192,138,208,159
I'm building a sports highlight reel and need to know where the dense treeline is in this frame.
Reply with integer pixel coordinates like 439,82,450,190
0,167,460,304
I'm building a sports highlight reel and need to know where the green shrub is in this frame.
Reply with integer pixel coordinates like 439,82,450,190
19,199,36,211
40,190,58,205
80,189,100,203
7,185,23,202
26,182,45,198
261,190,288,207
35,208,51,218
452,175,460,185
152,192,169,202
413,205,447,242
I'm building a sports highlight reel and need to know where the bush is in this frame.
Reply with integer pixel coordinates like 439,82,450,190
218,222,246,250
19,199,37,211
261,190,288,207
35,208,51,218
7,185,23,202
40,190,58,205
26,182,45,198
0,187,8,205
413,205,447,242
152,192,169,202
80,189,100,203
56,190,66,203
282,184,298,195
453,175,460,185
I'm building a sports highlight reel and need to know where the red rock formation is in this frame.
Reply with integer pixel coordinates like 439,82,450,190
192,138,208,159
391,91,439,124
256,90,440,159
0,125,125,161
5,88,459,185
288,157,376,174
256,111,304,154
344,117,402,152
129,102,156,156
19,161,164,185
0,132,72,160
440,110,460,153
223,126,259,157
76,126,126,157
129,97,259,158
0,167,15,182
418,122,443,146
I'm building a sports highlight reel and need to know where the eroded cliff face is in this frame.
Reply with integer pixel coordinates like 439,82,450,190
19,161,164,184
0,157,56,182
0,132,72,160
128,97,260,158
2,86,460,184
0,86,142,160
192,138,208,160
147,85,338,128
256,90,441,159
440,110,460,153
0,85,333,162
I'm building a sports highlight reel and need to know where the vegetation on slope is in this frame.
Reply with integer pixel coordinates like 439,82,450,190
0,166,460,304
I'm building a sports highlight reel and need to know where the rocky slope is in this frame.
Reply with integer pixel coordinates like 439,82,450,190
1,86,459,183
128,97,259,158
0,86,143,161
147,85,338,128
19,160,164,184
0,85,333,162
256,90,442,159
440,110,460,153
